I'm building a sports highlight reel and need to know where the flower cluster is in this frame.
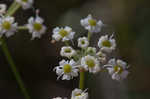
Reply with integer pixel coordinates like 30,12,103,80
52,14,130,99
0,1,46,40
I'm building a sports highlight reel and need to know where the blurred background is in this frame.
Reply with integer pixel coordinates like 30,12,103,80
0,0,150,99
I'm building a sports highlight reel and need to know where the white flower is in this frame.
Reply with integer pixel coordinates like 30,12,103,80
86,47,96,55
27,16,46,40
54,59,79,80
81,55,100,73
78,37,89,48
105,58,129,81
80,14,103,33
16,0,33,10
60,46,76,58
96,51,107,63
52,26,75,42
52,97,67,99
52,97,62,99
98,34,116,53
0,4,7,15
71,88,88,99
0,16,17,37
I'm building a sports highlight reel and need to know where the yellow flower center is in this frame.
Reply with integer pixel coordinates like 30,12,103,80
63,64,72,73
98,52,103,57
88,50,93,53
22,0,28,2
33,23,42,31
64,48,71,53
102,40,111,47
2,21,11,30
87,48,95,54
114,65,123,74
86,59,95,68
81,40,85,44
75,93,81,96
59,29,68,37
88,19,96,26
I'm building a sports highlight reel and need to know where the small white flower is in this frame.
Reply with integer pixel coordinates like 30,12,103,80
80,14,103,33
52,97,62,99
52,26,75,42
16,0,33,10
0,16,17,37
81,55,100,73
71,88,88,99
96,51,107,63
27,15,46,40
78,37,89,48
105,58,129,81
98,34,116,53
86,47,96,55
0,4,7,15
60,46,76,58
54,59,79,80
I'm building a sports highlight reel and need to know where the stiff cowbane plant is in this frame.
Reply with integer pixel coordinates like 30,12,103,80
0,0,130,99
51,14,130,99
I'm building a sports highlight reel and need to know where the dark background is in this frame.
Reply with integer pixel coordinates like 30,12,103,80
0,0,150,99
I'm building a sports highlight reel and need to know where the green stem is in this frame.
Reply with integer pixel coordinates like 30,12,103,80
78,49,86,90
5,2,21,17
18,26,28,30
78,31,92,90
79,70,85,90
87,31,91,41
0,1,31,99
0,38,30,99
6,2,17,15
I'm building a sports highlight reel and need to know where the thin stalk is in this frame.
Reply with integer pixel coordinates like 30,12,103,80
78,48,86,90
87,31,91,41
0,1,31,99
0,38,30,99
79,70,85,90
6,2,17,15
18,26,28,30
6,4,21,16
5,2,21,17
79,31,92,90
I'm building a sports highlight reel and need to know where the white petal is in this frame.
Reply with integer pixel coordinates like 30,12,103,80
112,73,120,80
117,59,127,68
62,74,71,80
120,70,129,79
35,16,44,23
65,26,72,32
108,58,116,66
28,17,34,24
59,60,67,66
